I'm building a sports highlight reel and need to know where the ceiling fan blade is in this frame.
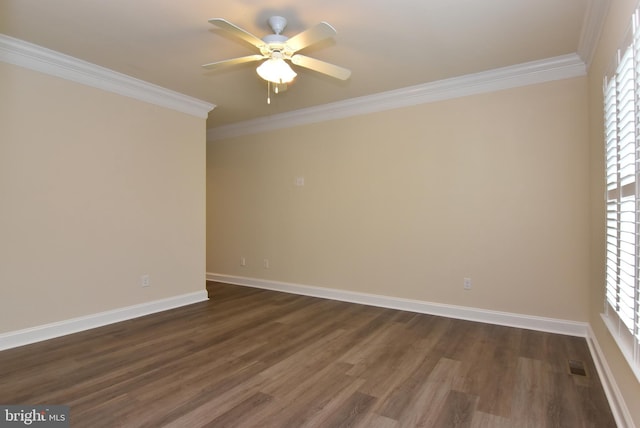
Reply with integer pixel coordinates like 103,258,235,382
291,55,351,80
208,18,265,49
286,22,337,52
202,55,264,70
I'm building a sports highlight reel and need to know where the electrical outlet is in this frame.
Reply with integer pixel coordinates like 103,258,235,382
240,256,246,267
263,259,270,269
463,277,472,290
141,274,150,288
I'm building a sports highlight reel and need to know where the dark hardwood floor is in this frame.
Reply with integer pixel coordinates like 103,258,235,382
0,282,616,427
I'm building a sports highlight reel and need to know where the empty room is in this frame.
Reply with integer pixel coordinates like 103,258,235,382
1,0,639,426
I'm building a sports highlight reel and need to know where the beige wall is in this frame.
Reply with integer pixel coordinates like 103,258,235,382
588,0,640,426
0,62,206,333
208,76,589,321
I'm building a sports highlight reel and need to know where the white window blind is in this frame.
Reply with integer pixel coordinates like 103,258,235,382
603,9,640,382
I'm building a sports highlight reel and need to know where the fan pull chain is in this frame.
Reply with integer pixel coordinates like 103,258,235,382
267,81,271,104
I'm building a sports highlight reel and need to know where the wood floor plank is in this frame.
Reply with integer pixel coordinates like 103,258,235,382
203,391,274,428
307,390,376,428
256,364,364,427
462,323,520,418
0,283,616,427
396,357,467,427
376,352,442,420
157,363,273,428
511,357,550,428
470,411,513,428
355,413,399,428
432,389,479,428
296,378,369,428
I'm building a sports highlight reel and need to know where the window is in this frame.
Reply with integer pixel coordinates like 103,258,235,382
603,9,640,381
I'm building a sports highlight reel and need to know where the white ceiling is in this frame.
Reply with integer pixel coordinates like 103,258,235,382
0,0,604,130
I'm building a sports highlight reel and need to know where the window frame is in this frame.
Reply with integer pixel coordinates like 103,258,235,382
602,9,640,383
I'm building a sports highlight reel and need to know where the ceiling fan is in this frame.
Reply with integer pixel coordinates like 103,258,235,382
202,16,351,101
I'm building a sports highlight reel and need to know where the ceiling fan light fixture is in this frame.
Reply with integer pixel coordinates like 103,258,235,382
256,58,297,84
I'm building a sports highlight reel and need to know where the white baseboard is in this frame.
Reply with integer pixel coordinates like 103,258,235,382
0,290,209,351
206,273,588,337
586,325,635,428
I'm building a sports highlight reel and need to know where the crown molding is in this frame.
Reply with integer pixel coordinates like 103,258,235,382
0,34,215,118
577,0,612,67
207,53,586,141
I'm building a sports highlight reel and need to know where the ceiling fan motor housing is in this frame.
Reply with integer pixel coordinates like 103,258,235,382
261,34,290,57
